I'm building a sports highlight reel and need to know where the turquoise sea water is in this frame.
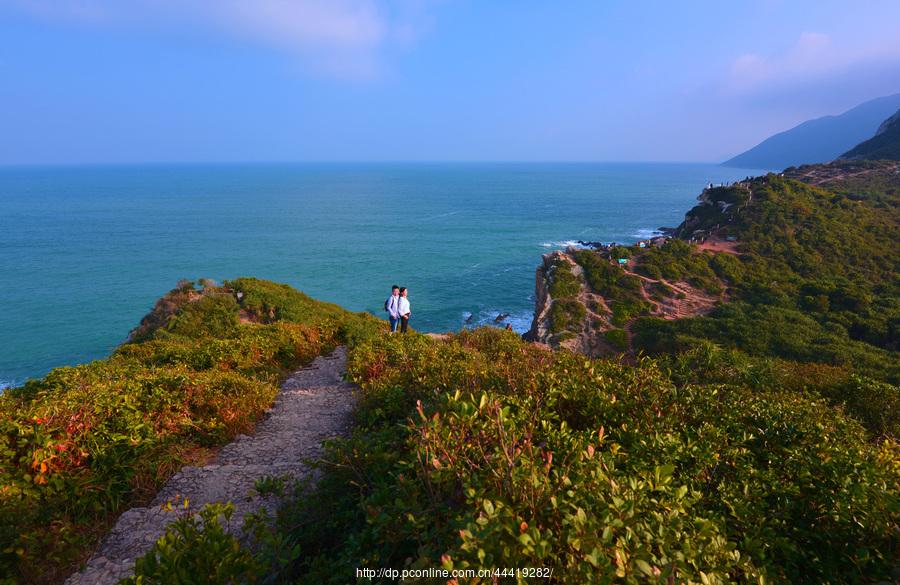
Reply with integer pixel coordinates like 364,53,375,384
1,163,764,387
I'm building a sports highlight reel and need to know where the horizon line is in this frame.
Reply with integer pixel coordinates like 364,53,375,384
0,159,760,170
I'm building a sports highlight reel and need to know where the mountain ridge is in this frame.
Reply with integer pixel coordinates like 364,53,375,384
841,108,900,160
723,93,900,169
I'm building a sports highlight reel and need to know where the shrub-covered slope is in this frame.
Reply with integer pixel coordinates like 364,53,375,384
530,164,900,387
636,169,899,382
0,278,382,583
270,330,897,584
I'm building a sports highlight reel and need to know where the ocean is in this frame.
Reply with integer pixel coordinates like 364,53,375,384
0,162,764,387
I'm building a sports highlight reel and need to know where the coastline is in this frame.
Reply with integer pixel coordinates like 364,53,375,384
1,163,760,384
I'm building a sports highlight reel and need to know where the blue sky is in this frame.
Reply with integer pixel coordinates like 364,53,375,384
2,0,900,164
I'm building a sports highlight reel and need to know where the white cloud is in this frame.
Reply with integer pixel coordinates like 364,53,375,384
729,32,834,91
2,0,438,79
726,31,900,96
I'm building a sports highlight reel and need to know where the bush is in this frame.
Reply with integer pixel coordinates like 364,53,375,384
547,260,581,299
549,300,586,334
162,293,240,339
281,330,898,584
121,504,265,584
603,328,628,351
229,277,347,324
610,299,652,327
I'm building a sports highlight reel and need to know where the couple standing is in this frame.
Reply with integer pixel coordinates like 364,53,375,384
385,285,411,333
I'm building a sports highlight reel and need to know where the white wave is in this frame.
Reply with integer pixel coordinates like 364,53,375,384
421,210,463,222
0,380,16,392
631,228,663,240
462,309,533,334
540,240,587,249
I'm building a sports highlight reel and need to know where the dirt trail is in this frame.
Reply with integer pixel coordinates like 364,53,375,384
628,270,719,321
64,348,356,585
697,237,740,255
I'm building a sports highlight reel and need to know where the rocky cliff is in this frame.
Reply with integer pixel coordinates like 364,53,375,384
525,251,616,356
525,237,726,357
526,180,753,356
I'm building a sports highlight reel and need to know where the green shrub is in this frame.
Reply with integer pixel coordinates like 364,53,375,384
163,293,240,339
573,251,644,303
610,299,652,327
547,260,581,299
549,300,586,334
603,328,628,351
121,504,265,585
229,277,347,325
632,303,900,383
282,330,898,584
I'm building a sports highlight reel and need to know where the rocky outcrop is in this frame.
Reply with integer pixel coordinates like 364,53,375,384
526,250,615,357
525,252,559,343
674,183,751,241
526,243,726,357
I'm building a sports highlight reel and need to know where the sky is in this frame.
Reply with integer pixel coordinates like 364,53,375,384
2,0,900,164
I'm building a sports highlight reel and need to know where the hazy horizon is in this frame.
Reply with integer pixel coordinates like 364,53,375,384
2,0,900,165
0,159,772,169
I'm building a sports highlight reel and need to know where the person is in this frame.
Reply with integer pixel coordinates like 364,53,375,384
398,287,411,333
384,285,401,332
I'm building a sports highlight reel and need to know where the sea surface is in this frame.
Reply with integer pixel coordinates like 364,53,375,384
1,162,765,387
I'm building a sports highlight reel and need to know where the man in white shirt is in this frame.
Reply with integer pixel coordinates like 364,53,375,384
385,285,401,332
398,287,411,333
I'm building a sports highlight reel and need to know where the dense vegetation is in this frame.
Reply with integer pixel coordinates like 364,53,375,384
571,250,652,327
0,278,381,584
177,329,897,584
633,171,899,383
546,258,582,299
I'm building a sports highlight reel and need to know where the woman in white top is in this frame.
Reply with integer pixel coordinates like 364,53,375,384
398,287,411,333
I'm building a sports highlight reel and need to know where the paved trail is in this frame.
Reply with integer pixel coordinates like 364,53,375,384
65,347,356,585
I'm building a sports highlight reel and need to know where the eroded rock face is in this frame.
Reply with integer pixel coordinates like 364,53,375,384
525,250,605,356
526,244,726,358
525,252,553,342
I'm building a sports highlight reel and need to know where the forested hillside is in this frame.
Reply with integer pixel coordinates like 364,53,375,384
635,164,899,383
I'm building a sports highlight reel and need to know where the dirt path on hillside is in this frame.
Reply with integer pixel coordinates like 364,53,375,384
628,271,719,321
64,348,357,585
697,237,740,255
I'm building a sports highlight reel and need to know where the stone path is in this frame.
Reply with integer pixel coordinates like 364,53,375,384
64,347,356,585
